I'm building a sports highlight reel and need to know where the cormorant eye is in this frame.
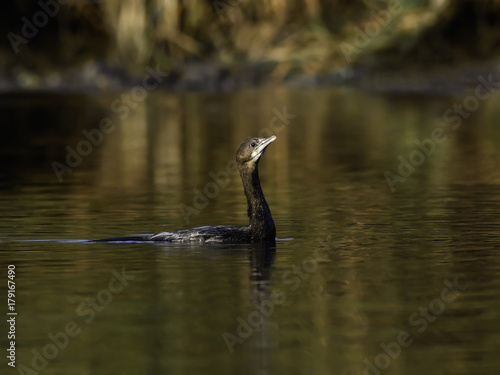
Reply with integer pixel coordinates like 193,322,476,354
250,142,256,147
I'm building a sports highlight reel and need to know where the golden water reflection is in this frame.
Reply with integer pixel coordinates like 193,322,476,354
3,85,500,375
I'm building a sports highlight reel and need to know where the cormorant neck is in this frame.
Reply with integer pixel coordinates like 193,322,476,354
239,162,275,240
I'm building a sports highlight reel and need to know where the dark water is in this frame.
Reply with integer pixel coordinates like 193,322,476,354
2,85,500,375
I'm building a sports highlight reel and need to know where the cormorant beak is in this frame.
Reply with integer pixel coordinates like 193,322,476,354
251,135,277,160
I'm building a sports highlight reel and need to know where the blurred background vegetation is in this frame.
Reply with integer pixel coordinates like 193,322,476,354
2,0,500,90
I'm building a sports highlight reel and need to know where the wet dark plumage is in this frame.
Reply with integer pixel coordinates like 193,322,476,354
93,135,277,243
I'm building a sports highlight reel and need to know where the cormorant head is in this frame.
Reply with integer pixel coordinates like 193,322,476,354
236,135,277,166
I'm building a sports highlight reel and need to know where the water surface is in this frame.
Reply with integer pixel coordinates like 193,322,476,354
2,86,500,374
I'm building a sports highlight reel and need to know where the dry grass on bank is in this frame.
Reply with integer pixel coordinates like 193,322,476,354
5,0,500,84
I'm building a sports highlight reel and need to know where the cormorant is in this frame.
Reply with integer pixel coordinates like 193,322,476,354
94,135,277,243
